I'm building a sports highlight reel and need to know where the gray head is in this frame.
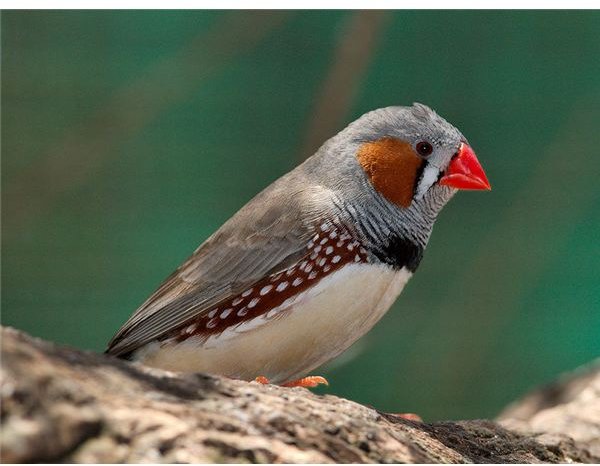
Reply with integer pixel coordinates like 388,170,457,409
304,103,490,250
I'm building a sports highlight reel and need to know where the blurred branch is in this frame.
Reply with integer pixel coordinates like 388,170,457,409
3,12,290,240
299,11,391,160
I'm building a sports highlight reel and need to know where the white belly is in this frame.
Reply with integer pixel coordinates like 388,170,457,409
135,263,412,383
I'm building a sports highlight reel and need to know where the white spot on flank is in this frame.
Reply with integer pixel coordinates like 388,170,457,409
276,281,289,292
329,231,337,239
299,260,308,270
260,285,273,296
237,307,248,316
305,263,313,273
318,258,327,267
185,323,197,334
206,319,217,329
340,233,351,240
319,237,328,245
323,265,331,272
325,246,333,255
242,289,253,297
266,308,280,319
310,252,318,260
286,268,296,276
220,308,232,319
320,223,330,232
314,245,322,254
281,297,295,308
263,297,292,319
359,247,367,255
336,240,345,247
308,271,318,280
248,298,260,308
332,255,341,264
307,241,314,249
232,297,243,306
208,309,218,318
292,277,303,287
347,244,354,251
354,254,361,262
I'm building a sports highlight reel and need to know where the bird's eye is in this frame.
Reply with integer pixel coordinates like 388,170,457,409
416,141,433,157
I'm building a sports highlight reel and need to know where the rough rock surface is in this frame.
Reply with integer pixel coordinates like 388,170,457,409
1,326,598,463
499,358,600,460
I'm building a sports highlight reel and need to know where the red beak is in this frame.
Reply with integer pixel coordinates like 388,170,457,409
439,143,491,191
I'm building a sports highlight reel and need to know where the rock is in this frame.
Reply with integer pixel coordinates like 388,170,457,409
499,358,600,460
1,327,598,463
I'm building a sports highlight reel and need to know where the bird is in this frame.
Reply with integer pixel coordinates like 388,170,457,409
106,103,491,388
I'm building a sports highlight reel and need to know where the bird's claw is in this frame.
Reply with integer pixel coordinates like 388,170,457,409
254,375,329,388
282,375,329,388
395,412,423,422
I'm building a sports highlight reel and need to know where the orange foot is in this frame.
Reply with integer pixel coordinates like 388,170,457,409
395,413,423,422
254,375,329,388
282,376,329,388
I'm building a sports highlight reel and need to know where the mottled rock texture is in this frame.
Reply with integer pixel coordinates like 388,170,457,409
1,326,598,463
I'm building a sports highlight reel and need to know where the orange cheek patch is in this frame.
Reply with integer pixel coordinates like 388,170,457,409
356,137,424,208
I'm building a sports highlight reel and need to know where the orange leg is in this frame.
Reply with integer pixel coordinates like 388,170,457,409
254,375,329,388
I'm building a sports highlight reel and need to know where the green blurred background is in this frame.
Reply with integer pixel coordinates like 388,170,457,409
2,10,599,421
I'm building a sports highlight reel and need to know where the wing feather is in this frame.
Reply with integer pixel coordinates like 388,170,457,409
106,174,331,357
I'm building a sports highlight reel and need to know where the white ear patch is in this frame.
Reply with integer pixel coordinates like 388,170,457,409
415,164,441,199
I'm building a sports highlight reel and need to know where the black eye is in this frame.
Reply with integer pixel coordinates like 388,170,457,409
416,141,433,157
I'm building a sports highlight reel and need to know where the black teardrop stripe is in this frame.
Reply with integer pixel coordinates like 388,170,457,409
369,235,424,273
412,159,427,197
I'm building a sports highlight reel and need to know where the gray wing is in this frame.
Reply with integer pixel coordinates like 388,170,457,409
106,173,331,357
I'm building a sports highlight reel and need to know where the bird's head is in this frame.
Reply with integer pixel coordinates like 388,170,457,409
346,103,490,210
308,103,490,248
